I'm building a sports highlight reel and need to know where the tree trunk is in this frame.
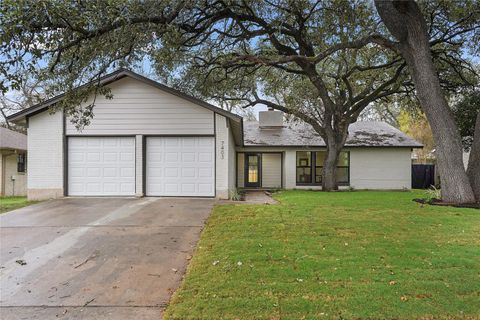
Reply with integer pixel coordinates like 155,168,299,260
0,108,12,129
322,123,349,191
323,142,341,191
375,1,476,204
467,112,480,202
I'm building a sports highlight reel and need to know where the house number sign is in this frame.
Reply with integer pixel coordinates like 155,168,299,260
220,141,225,160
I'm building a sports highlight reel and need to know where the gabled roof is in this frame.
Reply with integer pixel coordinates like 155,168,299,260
5,69,422,149
6,69,244,144
0,127,27,151
6,69,241,122
243,120,423,148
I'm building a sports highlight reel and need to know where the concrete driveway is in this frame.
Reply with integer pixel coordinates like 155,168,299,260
0,197,214,319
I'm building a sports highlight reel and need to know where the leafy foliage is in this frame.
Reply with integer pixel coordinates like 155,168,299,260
425,186,442,202
452,90,480,150
0,0,478,189
398,109,435,162
228,188,243,201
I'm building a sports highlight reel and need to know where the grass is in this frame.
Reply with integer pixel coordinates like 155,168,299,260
0,196,38,214
165,190,480,319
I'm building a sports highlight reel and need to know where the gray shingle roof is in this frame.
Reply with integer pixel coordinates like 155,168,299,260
0,127,27,151
243,121,423,148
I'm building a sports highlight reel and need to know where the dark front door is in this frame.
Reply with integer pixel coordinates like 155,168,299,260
245,153,261,188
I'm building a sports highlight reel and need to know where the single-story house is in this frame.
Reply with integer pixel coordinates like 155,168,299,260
0,127,28,196
7,69,422,200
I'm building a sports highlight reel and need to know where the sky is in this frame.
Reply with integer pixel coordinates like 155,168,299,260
1,54,267,121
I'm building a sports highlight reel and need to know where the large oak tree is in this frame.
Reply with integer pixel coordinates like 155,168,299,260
375,0,479,203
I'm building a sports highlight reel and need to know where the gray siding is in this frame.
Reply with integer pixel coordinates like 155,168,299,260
1,154,27,196
261,153,282,188
27,111,64,199
237,153,245,188
135,135,143,196
228,124,236,192
66,77,214,135
215,114,230,199
349,148,412,189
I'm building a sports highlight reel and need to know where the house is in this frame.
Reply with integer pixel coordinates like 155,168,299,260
0,127,28,196
7,69,422,200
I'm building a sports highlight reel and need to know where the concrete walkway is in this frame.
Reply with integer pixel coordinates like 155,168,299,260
243,191,278,204
0,197,214,319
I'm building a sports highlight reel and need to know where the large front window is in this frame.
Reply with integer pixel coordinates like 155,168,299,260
296,151,350,185
296,152,312,183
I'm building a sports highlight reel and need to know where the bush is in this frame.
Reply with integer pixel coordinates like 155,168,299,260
229,188,243,201
425,186,441,202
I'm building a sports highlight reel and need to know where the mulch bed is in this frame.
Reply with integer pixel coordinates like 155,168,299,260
413,198,480,209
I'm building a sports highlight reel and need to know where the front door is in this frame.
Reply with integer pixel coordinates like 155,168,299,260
245,153,261,188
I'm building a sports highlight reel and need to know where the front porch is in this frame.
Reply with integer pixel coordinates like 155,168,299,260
235,150,351,190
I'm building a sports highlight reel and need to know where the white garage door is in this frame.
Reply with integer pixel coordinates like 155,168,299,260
146,137,215,197
68,137,136,196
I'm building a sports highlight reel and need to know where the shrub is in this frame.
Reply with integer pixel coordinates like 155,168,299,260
229,188,242,201
425,186,441,202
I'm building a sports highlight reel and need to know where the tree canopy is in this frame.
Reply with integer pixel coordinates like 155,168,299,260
452,90,480,150
0,0,478,194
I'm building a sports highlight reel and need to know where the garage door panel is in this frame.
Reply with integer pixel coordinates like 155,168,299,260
198,168,213,177
182,168,195,177
146,137,214,197
68,137,135,196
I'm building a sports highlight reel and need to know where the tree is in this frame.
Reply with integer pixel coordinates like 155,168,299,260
452,90,480,150
0,0,477,194
0,0,410,191
453,90,480,201
467,112,480,202
398,109,435,163
374,0,479,203
1,72,45,132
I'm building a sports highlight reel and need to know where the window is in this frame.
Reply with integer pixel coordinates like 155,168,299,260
315,152,325,183
296,151,349,186
17,153,26,173
296,151,312,183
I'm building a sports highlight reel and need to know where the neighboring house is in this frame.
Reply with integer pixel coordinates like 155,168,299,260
7,69,422,200
0,127,27,196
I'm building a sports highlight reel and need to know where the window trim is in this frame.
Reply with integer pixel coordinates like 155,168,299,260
295,151,350,186
296,151,313,184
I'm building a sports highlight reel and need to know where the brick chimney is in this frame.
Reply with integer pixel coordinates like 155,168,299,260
259,107,283,128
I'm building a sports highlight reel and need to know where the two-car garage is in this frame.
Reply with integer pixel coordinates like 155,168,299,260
67,136,215,197
13,70,240,200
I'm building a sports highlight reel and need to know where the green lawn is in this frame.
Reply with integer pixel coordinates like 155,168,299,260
0,196,38,214
165,190,480,319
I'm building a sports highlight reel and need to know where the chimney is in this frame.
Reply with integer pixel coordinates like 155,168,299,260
259,108,284,128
